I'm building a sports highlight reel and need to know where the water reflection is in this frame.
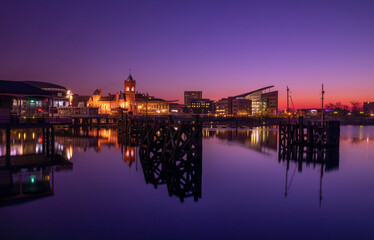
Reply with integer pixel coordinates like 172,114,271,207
203,127,278,155
0,128,73,206
2,126,374,239
279,145,339,206
139,139,202,202
1,126,341,206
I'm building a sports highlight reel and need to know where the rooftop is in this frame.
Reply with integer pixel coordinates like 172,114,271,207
232,85,274,98
23,81,67,91
0,80,52,96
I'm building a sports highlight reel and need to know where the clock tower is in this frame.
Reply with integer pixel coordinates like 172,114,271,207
124,73,137,114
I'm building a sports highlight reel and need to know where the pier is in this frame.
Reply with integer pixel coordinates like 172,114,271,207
118,115,202,201
279,117,340,148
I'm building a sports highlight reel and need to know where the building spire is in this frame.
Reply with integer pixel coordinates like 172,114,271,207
127,68,134,81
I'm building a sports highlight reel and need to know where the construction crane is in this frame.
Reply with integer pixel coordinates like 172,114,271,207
286,86,296,115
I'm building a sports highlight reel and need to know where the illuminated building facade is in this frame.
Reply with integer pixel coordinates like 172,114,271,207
0,80,74,123
124,74,137,114
215,98,251,117
230,98,252,116
87,89,126,114
87,74,137,114
215,98,229,117
136,94,170,115
184,91,202,107
214,86,277,117
232,86,278,115
23,81,72,107
190,98,213,114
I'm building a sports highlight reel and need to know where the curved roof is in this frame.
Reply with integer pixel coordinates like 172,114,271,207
232,85,274,98
0,80,52,96
23,81,67,90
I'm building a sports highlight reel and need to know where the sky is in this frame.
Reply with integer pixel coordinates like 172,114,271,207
0,0,373,109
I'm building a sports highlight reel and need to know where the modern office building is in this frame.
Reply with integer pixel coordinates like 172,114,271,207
215,98,229,117
232,86,278,115
184,91,202,107
190,98,214,114
215,98,251,117
229,98,252,116
214,86,278,117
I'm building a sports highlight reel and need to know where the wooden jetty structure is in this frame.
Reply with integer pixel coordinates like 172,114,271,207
278,117,340,207
118,115,202,201
279,117,340,148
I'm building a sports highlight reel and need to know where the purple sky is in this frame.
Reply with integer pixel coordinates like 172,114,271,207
1,0,373,109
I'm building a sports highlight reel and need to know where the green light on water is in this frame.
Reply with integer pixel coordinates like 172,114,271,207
30,177,35,183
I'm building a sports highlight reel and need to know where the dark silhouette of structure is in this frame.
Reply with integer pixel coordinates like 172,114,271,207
278,117,340,206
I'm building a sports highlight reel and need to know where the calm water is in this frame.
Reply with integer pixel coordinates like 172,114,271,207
1,126,374,240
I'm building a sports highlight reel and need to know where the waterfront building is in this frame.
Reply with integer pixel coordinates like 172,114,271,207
296,109,323,117
0,80,70,123
190,98,214,114
229,98,252,116
214,86,277,117
124,74,137,114
184,91,202,107
215,97,251,117
72,94,91,107
232,86,278,115
87,89,126,114
215,98,229,117
87,74,137,115
169,103,182,113
363,102,374,116
136,94,170,115
23,81,72,107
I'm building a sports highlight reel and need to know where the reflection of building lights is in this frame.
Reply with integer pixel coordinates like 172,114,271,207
45,175,50,181
30,176,36,183
23,133,26,139
251,129,259,144
66,145,73,160
32,132,35,139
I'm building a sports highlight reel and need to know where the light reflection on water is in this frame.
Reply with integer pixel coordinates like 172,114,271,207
0,126,374,239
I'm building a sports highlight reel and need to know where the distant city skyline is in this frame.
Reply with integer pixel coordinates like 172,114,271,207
1,0,373,109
